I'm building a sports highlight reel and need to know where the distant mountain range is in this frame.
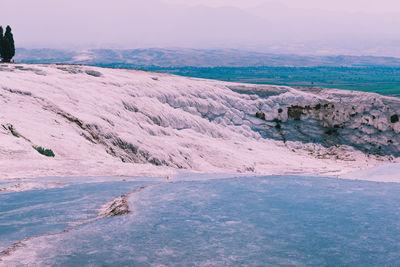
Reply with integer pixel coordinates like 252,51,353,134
15,48,400,68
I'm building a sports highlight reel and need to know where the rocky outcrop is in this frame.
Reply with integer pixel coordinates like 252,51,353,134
100,194,130,217
229,85,400,157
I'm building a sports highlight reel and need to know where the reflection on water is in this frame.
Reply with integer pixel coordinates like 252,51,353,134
1,175,400,266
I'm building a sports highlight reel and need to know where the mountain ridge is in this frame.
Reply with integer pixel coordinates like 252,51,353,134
15,48,400,67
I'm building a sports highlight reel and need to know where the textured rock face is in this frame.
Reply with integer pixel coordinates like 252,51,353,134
233,85,400,157
100,194,130,217
0,64,399,179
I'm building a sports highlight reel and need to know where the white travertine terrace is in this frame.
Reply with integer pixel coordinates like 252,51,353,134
0,64,399,181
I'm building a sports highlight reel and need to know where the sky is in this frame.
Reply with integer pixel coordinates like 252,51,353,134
165,0,400,13
1,0,400,56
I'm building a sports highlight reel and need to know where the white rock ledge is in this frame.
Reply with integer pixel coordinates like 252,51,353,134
0,64,399,182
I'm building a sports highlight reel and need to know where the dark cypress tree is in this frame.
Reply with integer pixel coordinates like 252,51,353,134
2,26,15,62
0,26,4,62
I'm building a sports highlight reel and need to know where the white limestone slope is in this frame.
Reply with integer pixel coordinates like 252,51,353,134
0,64,399,181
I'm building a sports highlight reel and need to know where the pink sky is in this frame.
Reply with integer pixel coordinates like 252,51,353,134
1,0,400,56
166,0,400,14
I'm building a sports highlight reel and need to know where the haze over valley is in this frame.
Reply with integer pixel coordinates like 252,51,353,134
3,0,400,57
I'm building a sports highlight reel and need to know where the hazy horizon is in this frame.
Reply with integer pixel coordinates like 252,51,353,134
2,0,400,56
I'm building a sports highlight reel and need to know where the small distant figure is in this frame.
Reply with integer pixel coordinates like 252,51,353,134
166,175,170,181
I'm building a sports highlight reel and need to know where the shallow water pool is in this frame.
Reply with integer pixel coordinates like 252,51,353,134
1,175,399,266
